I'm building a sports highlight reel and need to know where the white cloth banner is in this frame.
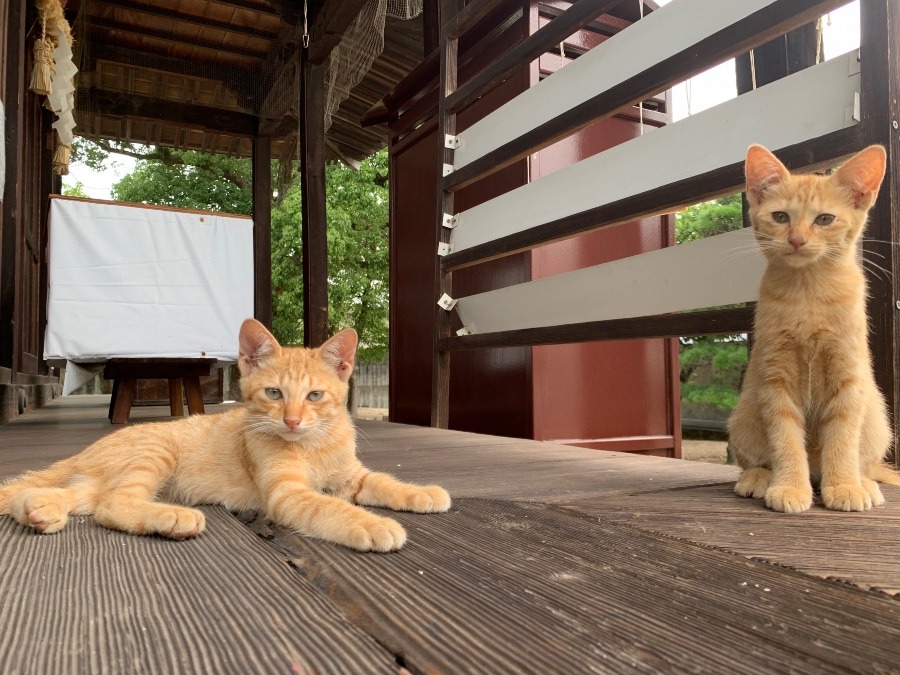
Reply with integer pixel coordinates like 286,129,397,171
45,197,255,393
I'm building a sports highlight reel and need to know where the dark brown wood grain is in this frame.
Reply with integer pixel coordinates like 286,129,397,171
307,0,370,64
445,0,622,115
441,126,861,270
300,51,331,348
860,0,900,466
252,135,273,328
271,497,900,674
0,508,398,673
91,0,279,40
443,0,848,192
430,4,464,430
4,398,900,673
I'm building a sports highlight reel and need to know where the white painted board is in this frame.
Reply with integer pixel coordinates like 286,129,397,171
45,197,254,376
454,228,765,334
450,50,860,253
454,0,777,169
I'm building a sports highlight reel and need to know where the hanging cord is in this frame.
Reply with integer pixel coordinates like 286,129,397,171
303,0,309,48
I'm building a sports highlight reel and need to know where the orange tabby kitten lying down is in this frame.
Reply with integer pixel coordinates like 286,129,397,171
0,320,451,551
728,144,900,513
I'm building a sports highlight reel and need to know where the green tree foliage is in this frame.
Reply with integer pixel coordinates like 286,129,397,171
676,194,748,412
61,180,89,197
77,138,390,362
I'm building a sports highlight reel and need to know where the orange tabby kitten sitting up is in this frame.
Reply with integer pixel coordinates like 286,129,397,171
729,144,900,513
0,320,451,551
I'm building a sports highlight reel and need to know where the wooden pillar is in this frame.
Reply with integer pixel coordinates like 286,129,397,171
299,48,329,348
860,0,900,465
430,0,465,429
0,0,26,371
423,0,440,55
252,135,273,328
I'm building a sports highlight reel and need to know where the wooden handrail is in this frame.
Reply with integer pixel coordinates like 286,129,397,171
443,0,847,193
440,126,861,271
438,306,755,352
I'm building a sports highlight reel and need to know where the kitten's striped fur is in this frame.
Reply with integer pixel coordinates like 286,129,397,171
0,320,450,551
729,144,900,513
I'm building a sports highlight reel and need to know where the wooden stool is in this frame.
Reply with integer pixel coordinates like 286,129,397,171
104,358,217,424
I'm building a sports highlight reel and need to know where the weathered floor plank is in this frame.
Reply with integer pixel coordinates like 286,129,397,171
564,482,900,595
269,498,900,674
3,395,900,674
0,507,398,675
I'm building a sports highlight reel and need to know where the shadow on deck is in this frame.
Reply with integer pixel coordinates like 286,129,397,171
2,396,899,673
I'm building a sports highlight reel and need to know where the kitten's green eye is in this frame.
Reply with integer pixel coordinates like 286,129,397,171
307,391,324,402
815,213,835,226
264,388,282,400
771,211,790,224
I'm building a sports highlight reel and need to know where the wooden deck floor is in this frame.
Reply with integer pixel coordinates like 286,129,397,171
2,396,899,673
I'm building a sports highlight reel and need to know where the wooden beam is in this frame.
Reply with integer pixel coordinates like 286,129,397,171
299,50,330,347
84,18,268,61
87,42,258,109
204,0,279,15
446,0,622,115
91,0,278,41
77,87,258,136
0,0,26,370
438,307,755,352
860,0,900,465
306,0,369,65
252,136,273,329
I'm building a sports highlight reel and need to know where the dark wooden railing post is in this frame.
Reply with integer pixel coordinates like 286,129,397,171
300,48,330,348
430,0,464,428
252,134,273,329
860,0,900,465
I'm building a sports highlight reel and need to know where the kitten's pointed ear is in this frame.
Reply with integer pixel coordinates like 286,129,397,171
745,144,790,205
238,319,282,375
833,144,886,210
319,328,358,382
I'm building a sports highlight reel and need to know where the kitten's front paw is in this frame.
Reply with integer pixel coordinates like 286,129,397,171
765,484,813,513
861,477,885,507
344,515,407,553
822,483,874,511
407,486,451,513
735,468,771,498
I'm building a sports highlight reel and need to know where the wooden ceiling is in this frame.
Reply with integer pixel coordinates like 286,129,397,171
66,0,425,160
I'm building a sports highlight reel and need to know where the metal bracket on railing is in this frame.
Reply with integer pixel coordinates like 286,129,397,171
846,91,860,124
442,213,458,229
443,163,455,176
437,242,453,256
456,325,476,336
444,134,460,149
437,293,458,311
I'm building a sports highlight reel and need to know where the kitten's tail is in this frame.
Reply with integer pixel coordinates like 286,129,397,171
0,460,76,513
869,463,900,486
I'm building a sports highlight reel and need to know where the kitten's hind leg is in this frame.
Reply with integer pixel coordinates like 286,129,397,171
734,467,772,499
92,454,204,539
94,492,205,540
9,487,80,534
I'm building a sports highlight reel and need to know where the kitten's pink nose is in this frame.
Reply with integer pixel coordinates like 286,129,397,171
788,235,807,251
283,418,300,431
